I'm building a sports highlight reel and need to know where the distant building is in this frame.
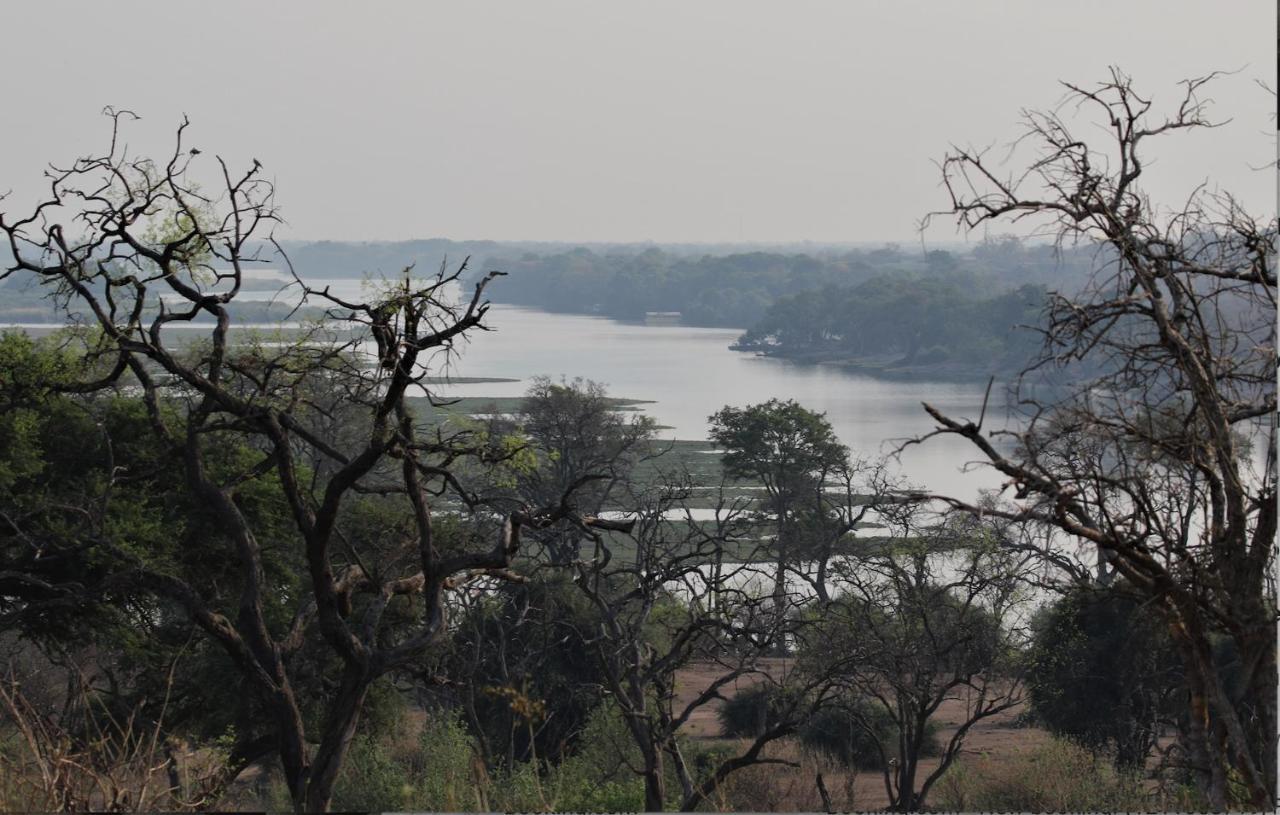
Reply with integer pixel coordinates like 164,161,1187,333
644,311,682,326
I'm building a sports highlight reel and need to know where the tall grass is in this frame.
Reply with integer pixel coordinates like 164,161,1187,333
933,737,1155,812
0,671,231,811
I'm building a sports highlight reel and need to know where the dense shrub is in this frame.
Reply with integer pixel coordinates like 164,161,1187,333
325,713,482,812
798,702,940,770
406,713,480,811
719,687,939,771
1027,585,1182,769
330,735,412,813
318,701,657,813
448,575,606,767
718,684,792,739
549,701,736,811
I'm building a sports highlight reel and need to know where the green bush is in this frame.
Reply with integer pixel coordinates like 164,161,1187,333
548,701,745,812
448,575,607,766
317,700,737,813
683,739,737,781
550,701,646,811
554,776,646,813
720,687,939,771
718,684,792,739
797,701,940,770
1027,585,1182,769
326,712,483,812
330,734,412,813
486,762,552,812
404,713,480,811
417,700,646,813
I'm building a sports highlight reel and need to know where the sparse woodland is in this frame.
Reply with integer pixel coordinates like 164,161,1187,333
0,71,1274,813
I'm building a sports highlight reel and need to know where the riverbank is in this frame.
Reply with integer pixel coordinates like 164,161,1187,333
731,345,1013,383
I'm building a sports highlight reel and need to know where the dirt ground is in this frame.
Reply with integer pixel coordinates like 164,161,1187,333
221,660,1049,812
673,658,1052,811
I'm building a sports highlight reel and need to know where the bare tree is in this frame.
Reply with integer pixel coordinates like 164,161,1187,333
916,69,1277,809
0,110,628,812
571,473,831,811
797,511,1034,812
786,455,891,605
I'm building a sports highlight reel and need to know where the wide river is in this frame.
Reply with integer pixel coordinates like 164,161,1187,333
101,274,1011,499
427,301,1005,499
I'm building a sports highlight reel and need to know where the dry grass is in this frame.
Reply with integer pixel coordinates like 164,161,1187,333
0,670,231,812
0,656,1193,812
673,659,1055,811
713,739,863,813
931,737,1173,812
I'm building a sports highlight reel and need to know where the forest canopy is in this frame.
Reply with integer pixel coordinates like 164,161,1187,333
472,239,1093,329
733,275,1048,375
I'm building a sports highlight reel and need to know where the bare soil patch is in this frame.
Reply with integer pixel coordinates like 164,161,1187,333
673,658,1052,811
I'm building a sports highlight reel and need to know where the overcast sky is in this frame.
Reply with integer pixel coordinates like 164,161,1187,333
2,1,1274,245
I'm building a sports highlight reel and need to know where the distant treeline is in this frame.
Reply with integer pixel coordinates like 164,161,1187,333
478,247,868,326
2,241,1096,370
476,238,1096,328
734,275,1048,376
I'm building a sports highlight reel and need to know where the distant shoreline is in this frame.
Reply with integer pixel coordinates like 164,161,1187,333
731,345,1011,384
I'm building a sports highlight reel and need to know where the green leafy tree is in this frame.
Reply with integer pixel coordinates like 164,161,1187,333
708,399,852,615
498,377,656,563
1027,584,1183,769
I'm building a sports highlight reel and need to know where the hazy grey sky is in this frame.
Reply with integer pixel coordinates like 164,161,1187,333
3,1,1274,244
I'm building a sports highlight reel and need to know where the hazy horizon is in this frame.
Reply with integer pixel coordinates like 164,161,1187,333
3,2,1275,246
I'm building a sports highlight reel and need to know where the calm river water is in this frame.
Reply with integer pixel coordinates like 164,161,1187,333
430,302,1005,498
